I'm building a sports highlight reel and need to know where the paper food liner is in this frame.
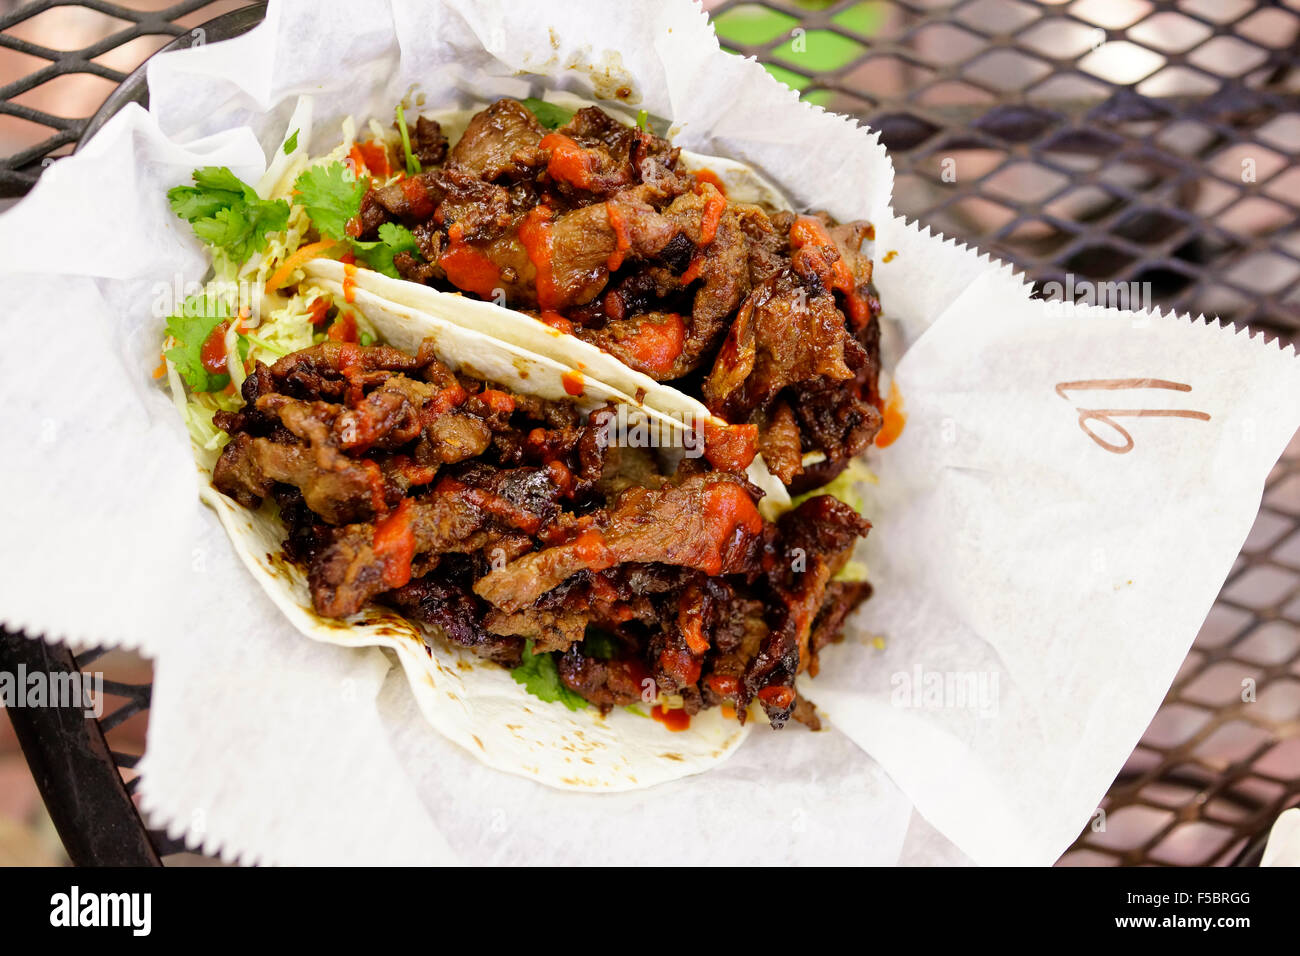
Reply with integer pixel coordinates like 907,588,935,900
1,0,1297,865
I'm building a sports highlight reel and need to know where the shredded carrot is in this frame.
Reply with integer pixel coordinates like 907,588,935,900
152,357,167,379
264,240,343,293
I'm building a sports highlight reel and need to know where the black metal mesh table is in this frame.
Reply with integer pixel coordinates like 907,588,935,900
1,0,1296,866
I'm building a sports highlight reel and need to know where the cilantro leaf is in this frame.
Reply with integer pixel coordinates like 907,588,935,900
293,162,368,241
351,222,421,279
283,128,299,155
191,204,286,263
167,167,289,261
511,640,588,711
290,162,422,276
522,97,574,130
167,184,240,222
164,294,231,393
191,167,249,194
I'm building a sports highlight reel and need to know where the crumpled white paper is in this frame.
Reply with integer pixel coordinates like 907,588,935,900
1,0,1297,866
1261,808,1300,866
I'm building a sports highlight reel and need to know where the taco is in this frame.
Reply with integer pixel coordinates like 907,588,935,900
159,95,878,789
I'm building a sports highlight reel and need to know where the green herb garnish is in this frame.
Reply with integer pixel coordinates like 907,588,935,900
167,167,290,261
512,639,588,711
522,97,574,130
164,293,233,393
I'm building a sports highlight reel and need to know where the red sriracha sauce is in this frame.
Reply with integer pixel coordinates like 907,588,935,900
342,262,358,304
422,381,470,420
696,182,726,247
788,215,871,328
571,528,616,571
658,646,702,686
701,420,759,473
307,296,332,327
621,313,685,377
706,674,740,698
650,704,691,732
336,342,364,377
561,369,585,397
874,380,907,448
400,175,436,219
477,389,516,416
539,310,574,335
691,168,727,195
346,143,368,176
439,233,502,299
758,685,796,711
327,311,358,343
200,321,231,376
697,481,764,576
336,341,366,405
539,132,601,191
372,498,416,589
604,200,633,272
518,205,561,309
357,140,391,178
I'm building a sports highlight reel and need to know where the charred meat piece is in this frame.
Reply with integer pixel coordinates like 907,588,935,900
380,556,523,667
806,580,873,678
307,459,571,617
756,401,805,486
213,432,381,524
448,98,546,181
268,341,431,400
558,644,650,710
410,115,449,167
743,495,871,725
703,270,853,424
473,472,765,613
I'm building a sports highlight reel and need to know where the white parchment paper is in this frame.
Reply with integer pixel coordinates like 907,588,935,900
1,0,1297,865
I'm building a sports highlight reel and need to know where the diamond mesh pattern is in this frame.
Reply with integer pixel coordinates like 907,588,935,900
0,0,253,197
1,0,1297,865
711,0,1300,337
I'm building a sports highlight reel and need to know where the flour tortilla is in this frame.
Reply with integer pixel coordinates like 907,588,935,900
193,285,752,791
311,271,791,515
